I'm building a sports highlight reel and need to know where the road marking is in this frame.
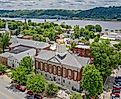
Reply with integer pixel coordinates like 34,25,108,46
0,90,13,99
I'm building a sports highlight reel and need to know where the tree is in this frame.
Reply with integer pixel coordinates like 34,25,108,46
19,56,33,73
0,32,10,53
85,25,95,32
46,83,59,96
82,64,103,99
91,40,119,78
11,66,28,84
95,25,102,32
26,74,46,93
73,25,80,39
0,64,7,73
113,42,121,51
70,92,83,99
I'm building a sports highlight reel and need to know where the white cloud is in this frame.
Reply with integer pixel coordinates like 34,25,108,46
0,0,121,10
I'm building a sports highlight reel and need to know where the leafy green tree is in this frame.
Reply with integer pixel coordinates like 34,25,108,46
73,25,80,39
70,92,83,99
95,25,102,32
8,22,18,30
26,74,46,93
11,66,28,84
85,25,95,31
113,42,121,51
70,41,76,50
82,64,103,99
80,28,85,37
91,40,119,78
0,64,7,73
94,36,99,42
0,32,10,53
46,83,59,96
19,56,33,73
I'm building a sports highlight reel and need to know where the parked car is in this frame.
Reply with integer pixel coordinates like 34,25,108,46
113,84,121,89
111,93,120,98
113,87,120,91
112,89,120,94
15,85,26,92
115,76,121,79
112,94,120,99
34,94,42,99
115,77,121,83
27,90,33,95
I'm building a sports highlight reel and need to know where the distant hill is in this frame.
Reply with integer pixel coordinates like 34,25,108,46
1,6,121,20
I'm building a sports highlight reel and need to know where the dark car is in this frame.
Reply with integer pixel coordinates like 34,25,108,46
34,94,42,99
27,90,33,95
115,76,121,79
115,77,121,82
112,89,120,93
15,85,26,92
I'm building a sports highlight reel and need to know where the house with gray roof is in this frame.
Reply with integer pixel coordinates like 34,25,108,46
35,44,90,91
0,46,36,68
9,36,50,55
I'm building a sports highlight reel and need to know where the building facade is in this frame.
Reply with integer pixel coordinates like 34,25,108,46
72,44,91,58
0,46,36,68
35,44,90,91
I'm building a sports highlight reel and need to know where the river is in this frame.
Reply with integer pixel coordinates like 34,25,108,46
1,17,121,32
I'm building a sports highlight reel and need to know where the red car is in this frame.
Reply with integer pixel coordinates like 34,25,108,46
15,85,26,92
34,94,43,99
111,92,120,97
113,87,120,90
27,90,33,95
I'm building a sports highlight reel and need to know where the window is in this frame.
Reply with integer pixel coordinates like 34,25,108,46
45,74,47,77
42,63,45,71
40,62,43,70
73,71,78,81
53,65,56,75
82,49,85,56
35,61,38,69
63,80,65,83
69,81,71,84
63,68,67,78
44,63,48,72
58,66,61,76
53,77,56,81
68,69,72,79
48,64,52,73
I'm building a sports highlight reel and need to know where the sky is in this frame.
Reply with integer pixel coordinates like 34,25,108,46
0,0,121,10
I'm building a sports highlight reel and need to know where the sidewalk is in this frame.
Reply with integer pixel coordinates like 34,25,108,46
0,74,12,83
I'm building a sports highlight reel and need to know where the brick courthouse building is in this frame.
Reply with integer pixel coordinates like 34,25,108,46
35,44,90,91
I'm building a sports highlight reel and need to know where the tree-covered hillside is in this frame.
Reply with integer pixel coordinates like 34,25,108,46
1,6,121,20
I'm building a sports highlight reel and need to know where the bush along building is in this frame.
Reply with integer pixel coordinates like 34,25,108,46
35,44,90,91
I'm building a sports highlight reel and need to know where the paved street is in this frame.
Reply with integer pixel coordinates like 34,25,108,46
0,76,27,99
0,75,67,99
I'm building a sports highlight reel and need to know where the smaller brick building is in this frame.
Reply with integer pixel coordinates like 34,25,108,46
72,44,91,58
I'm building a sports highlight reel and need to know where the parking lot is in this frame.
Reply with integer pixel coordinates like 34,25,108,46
103,67,121,99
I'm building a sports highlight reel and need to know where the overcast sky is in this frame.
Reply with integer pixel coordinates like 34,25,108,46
0,0,121,10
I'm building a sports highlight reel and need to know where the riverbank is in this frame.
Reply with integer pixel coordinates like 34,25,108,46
1,17,121,32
